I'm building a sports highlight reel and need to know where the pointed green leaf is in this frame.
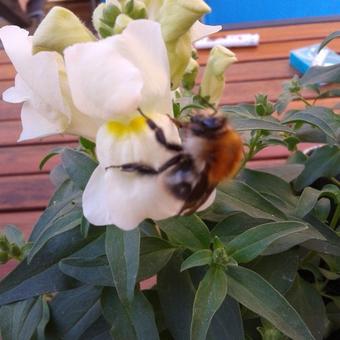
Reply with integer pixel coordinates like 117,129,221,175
158,215,211,251
28,209,82,262
59,256,113,286
249,249,299,294
191,267,228,340
0,229,104,305
301,64,340,85
282,107,340,144
157,254,195,339
318,31,340,52
225,221,307,263
61,148,98,190
0,297,48,340
50,285,102,339
294,145,340,191
217,181,288,221
226,266,315,340
181,249,212,272
101,288,159,340
138,237,175,281
105,226,140,305
286,276,328,340
294,187,321,218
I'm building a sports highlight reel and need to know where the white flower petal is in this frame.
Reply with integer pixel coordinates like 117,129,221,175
83,113,182,228
83,166,183,229
2,75,30,103
118,20,172,115
0,26,69,119
19,101,65,141
191,21,221,42
64,38,144,121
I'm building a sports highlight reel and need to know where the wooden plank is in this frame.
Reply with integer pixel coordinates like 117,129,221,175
198,38,340,64
0,120,77,146
0,211,41,237
0,143,77,176
2,35,340,67
2,59,297,84
0,64,15,81
214,21,340,43
0,174,53,211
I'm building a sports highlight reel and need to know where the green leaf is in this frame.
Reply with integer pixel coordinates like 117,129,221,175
212,212,270,244
301,64,340,85
28,209,82,262
0,296,49,340
79,136,96,150
0,228,104,305
216,181,287,221
158,215,211,251
59,256,113,286
181,249,212,272
157,254,195,339
255,164,304,182
302,213,340,256
225,221,307,263
294,187,321,218
105,226,140,305
138,237,175,281
240,169,297,207
49,285,102,339
39,146,65,170
78,317,111,340
191,267,228,340
226,266,315,340
29,193,80,242
80,215,91,238
294,145,340,191
249,249,299,294
318,31,340,52
286,276,328,340
282,107,340,144
207,296,245,340
101,288,159,340
61,148,98,190
3,225,25,247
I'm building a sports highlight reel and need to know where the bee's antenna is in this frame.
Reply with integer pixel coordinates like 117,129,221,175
137,107,148,119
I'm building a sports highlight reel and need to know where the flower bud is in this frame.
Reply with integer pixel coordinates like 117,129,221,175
167,31,192,89
0,251,9,264
0,235,9,252
143,0,164,20
113,13,133,34
182,57,199,90
93,3,121,38
126,0,148,20
200,45,237,106
33,7,95,55
160,0,211,42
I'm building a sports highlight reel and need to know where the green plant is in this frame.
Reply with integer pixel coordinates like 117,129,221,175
1,15,340,340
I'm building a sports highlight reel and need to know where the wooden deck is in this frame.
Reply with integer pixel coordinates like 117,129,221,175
1,18,340,278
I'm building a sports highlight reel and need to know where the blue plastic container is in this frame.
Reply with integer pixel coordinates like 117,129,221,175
204,0,340,25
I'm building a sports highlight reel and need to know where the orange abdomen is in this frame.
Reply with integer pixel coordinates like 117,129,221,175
208,130,243,184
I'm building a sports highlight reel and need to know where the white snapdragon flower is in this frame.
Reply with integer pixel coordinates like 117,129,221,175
64,20,187,229
0,26,101,141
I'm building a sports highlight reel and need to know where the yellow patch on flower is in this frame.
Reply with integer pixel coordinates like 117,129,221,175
106,116,147,138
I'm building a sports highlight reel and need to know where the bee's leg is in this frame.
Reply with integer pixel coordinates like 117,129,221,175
166,114,185,129
105,154,184,175
137,108,183,152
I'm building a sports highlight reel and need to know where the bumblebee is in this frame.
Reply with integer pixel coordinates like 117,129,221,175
106,109,243,215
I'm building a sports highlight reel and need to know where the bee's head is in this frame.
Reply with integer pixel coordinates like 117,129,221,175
190,114,227,137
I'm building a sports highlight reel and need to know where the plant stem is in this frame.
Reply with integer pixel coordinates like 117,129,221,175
330,204,340,229
330,177,340,187
297,94,311,107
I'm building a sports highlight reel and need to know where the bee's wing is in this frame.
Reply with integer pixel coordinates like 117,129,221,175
178,166,216,216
